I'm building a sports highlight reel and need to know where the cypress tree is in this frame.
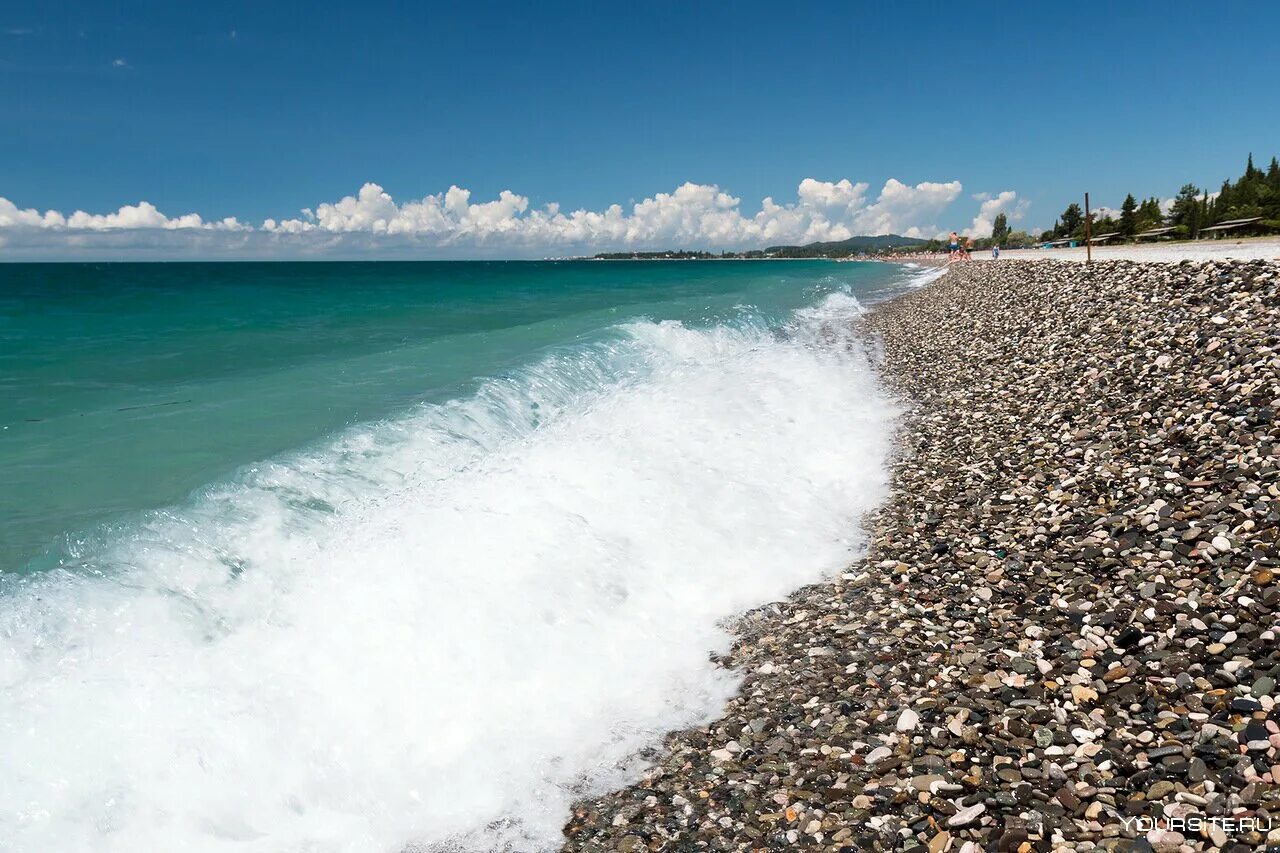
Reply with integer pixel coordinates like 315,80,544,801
1237,170,1258,208
1137,197,1165,230
1169,184,1202,237
992,212,1009,243
1217,180,1233,220
1119,194,1138,236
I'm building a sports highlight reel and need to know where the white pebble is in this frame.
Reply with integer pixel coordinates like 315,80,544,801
897,708,920,732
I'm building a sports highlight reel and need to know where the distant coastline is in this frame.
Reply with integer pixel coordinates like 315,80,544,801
583,233,1280,264
586,254,835,261
587,233,929,261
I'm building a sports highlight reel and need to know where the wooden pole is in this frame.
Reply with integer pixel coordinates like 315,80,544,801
1084,192,1093,264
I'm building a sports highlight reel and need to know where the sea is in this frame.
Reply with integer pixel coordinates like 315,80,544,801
0,259,936,852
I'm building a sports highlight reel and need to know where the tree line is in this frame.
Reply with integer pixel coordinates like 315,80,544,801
1042,152,1280,242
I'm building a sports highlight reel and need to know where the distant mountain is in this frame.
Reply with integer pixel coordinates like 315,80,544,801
765,234,927,257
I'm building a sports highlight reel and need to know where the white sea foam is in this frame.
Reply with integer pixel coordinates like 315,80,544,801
904,264,946,290
0,295,895,852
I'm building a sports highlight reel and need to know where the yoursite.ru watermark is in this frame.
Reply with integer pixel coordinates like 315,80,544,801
1120,815,1273,834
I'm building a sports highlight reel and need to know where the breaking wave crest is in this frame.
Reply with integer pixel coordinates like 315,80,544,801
0,293,895,853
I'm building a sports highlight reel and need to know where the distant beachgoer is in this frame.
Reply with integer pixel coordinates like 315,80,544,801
947,231,960,261
963,237,973,261
992,245,1000,259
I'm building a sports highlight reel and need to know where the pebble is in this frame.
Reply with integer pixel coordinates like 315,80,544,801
947,803,986,828
896,707,920,732
561,259,1280,853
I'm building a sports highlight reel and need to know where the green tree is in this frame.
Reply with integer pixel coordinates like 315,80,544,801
1137,197,1165,231
1264,158,1280,221
1119,193,1138,236
1214,179,1234,220
1039,150,1280,240
1004,230,1033,248
1168,184,1202,237
991,212,1010,244
1059,203,1083,237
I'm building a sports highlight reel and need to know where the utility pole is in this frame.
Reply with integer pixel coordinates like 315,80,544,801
1084,192,1093,264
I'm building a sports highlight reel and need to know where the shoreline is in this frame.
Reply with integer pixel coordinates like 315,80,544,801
977,238,1280,264
561,258,1280,851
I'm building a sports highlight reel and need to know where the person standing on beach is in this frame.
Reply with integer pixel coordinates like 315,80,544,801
992,244,1000,259
963,237,973,261
947,231,961,262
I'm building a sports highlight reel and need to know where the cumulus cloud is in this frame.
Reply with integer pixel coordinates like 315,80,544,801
0,197,246,231
0,177,1004,258
852,179,962,240
256,178,964,249
965,190,1029,238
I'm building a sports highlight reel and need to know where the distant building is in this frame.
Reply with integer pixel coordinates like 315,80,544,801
1134,226,1176,242
1198,217,1273,239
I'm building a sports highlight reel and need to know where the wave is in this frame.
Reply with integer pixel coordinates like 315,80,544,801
0,294,895,852
905,264,947,290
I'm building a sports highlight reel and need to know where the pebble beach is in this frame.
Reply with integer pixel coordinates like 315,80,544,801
561,258,1280,852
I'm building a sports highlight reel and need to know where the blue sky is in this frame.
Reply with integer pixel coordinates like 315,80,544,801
1,0,1276,257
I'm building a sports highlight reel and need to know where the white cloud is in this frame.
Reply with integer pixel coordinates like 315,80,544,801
257,177,967,250
965,190,1029,238
0,177,1006,258
0,197,246,232
112,58,128,68
852,179,962,240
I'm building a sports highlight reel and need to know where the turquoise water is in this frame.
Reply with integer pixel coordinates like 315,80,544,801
0,258,924,852
1,260,910,571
